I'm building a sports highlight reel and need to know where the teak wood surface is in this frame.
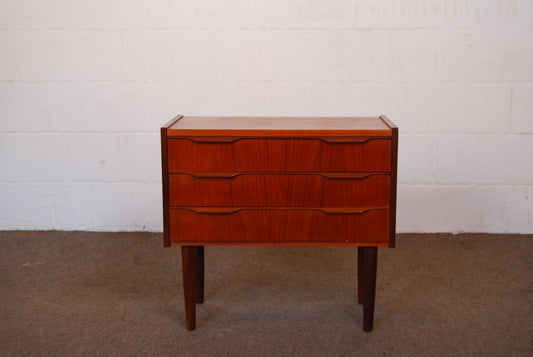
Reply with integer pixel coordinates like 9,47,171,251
169,173,390,207
161,115,398,332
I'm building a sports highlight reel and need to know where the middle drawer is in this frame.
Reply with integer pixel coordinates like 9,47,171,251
169,173,390,207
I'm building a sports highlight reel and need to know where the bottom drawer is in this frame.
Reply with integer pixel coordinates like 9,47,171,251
169,208,390,245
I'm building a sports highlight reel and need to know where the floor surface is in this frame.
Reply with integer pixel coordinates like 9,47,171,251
1,231,532,356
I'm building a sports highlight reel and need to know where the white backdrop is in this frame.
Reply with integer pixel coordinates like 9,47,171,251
1,0,532,233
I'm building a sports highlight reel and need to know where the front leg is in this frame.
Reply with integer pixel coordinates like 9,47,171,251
194,246,204,303
361,246,378,332
181,246,196,330
357,247,364,304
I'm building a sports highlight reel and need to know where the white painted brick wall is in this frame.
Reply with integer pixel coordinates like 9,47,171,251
397,185,509,233
434,136,533,185
42,0,198,29
511,85,533,133
0,134,160,182
1,0,532,233
0,32,122,81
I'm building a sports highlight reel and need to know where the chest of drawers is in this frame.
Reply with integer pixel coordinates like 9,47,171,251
161,115,398,331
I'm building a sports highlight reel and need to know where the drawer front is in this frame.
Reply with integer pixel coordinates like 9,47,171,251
169,173,390,207
169,208,389,244
168,138,391,172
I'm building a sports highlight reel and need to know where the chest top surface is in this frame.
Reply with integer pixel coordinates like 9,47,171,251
166,116,393,137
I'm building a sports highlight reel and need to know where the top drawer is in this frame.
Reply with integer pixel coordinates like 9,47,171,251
168,137,391,172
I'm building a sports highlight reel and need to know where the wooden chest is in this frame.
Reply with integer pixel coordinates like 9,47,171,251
161,115,398,331
162,115,397,247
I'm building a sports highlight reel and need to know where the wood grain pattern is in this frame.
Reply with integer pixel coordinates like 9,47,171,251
161,115,399,332
169,173,390,207
167,116,393,137
168,138,391,172
161,127,170,247
382,115,399,248
169,208,389,244
358,247,364,304
181,246,196,330
362,246,378,332
160,116,183,247
194,246,204,304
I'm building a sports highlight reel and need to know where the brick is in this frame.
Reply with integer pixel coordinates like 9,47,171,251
0,83,118,132
123,29,338,82
211,30,318,82
516,0,533,28
53,182,162,231
194,82,509,135
197,0,355,29
0,0,45,29
397,185,506,233
0,184,56,230
43,0,197,29
353,0,519,29
0,82,509,135
0,134,161,182
120,30,406,82
397,137,433,185
431,30,533,82
385,85,510,135
194,82,378,116
123,30,327,81
122,29,533,82
0,182,162,231
360,29,533,82
434,135,533,185
0,32,121,81
504,185,533,233
117,83,200,131
330,29,532,82
123,31,216,81
0,82,201,133
511,85,533,134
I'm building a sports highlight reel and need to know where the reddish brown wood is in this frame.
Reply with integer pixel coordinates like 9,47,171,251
317,139,391,172
169,208,389,244
162,116,398,331
194,246,204,304
162,114,184,129
161,115,183,247
181,246,196,330
169,173,390,208
167,116,392,137
381,115,399,248
358,246,364,304
362,247,378,332
168,138,391,173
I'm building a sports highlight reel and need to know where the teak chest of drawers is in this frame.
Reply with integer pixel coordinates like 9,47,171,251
161,115,398,331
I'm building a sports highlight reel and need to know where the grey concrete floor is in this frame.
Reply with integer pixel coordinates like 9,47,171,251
1,231,532,356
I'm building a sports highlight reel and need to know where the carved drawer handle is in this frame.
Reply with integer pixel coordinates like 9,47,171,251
187,137,239,143
318,173,382,180
315,208,379,215
319,137,382,144
180,137,386,144
180,207,385,215
178,172,383,180
186,172,242,179
183,207,242,214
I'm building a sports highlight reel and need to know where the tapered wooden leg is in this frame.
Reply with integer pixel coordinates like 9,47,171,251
181,246,196,330
194,246,204,303
362,246,378,332
357,247,364,304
